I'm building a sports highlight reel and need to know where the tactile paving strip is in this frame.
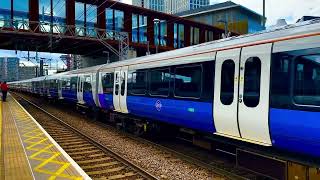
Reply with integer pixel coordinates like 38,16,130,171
1,96,89,180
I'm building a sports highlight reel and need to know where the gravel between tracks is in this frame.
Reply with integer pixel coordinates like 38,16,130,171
17,94,226,180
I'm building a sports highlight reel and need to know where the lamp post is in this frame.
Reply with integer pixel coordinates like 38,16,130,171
153,18,160,54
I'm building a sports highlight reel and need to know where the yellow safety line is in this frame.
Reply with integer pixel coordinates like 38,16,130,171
7,97,84,180
0,101,2,178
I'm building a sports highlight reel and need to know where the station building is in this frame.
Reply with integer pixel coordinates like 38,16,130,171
175,1,265,34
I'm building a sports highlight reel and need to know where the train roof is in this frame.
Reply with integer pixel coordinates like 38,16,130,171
10,18,320,83
98,18,320,71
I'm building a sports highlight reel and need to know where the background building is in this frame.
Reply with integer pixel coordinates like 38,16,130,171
166,0,209,14
0,57,19,82
19,60,37,80
132,0,166,12
132,0,209,14
176,1,265,34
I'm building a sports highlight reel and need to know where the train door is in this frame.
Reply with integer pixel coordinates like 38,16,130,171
77,75,85,104
58,79,63,99
214,44,272,146
113,68,121,111
113,66,128,113
214,48,241,138
238,43,272,145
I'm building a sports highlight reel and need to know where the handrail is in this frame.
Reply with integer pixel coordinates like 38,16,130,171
0,19,129,60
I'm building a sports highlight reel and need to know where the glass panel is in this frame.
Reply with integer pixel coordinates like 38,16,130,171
154,20,159,46
139,15,147,43
115,73,119,95
102,73,114,94
105,8,113,39
190,26,194,45
70,77,77,90
271,52,292,108
86,4,97,37
132,14,138,42
220,60,235,105
39,0,51,32
178,24,184,48
115,10,124,32
174,23,177,48
194,27,199,45
75,2,85,36
243,57,261,107
52,0,66,33
121,72,126,96
13,0,29,30
130,71,147,95
174,65,202,98
294,54,320,106
149,68,170,96
0,0,11,27
160,20,167,46
83,76,92,92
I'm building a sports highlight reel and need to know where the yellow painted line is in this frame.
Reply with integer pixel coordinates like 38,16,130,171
0,101,2,178
8,96,88,180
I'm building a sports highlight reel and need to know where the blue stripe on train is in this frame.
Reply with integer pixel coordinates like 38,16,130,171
98,93,114,110
270,108,320,157
49,88,58,98
83,91,96,107
127,96,215,133
62,89,77,102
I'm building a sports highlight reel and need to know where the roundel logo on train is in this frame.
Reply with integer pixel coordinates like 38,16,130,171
155,100,162,111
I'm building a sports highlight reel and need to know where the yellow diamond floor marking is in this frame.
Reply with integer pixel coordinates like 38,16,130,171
0,101,3,179
8,98,84,180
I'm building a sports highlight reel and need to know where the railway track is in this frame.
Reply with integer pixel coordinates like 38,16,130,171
14,92,260,180
13,93,158,180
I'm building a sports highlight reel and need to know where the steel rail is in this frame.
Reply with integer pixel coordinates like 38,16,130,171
13,92,158,180
15,92,253,180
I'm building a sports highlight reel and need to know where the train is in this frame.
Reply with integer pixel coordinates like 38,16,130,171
10,19,320,160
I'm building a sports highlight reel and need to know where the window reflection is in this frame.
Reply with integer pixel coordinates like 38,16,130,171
39,0,52,32
52,0,66,33
75,2,85,36
0,0,12,27
86,4,97,37
132,14,138,42
139,15,147,43
13,0,29,30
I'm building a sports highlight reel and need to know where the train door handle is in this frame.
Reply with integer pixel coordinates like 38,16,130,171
239,98,243,103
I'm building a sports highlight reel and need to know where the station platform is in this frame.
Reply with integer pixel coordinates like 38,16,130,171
0,95,90,180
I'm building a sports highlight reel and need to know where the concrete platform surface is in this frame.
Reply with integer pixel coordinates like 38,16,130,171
0,95,91,180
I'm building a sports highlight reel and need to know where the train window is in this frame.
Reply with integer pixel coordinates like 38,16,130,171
121,72,126,96
174,65,202,98
83,76,92,92
130,71,147,95
220,60,235,105
62,79,71,90
115,73,119,95
149,68,170,97
70,77,77,91
270,53,292,108
243,57,261,108
102,73,114,94
294,54,320,106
